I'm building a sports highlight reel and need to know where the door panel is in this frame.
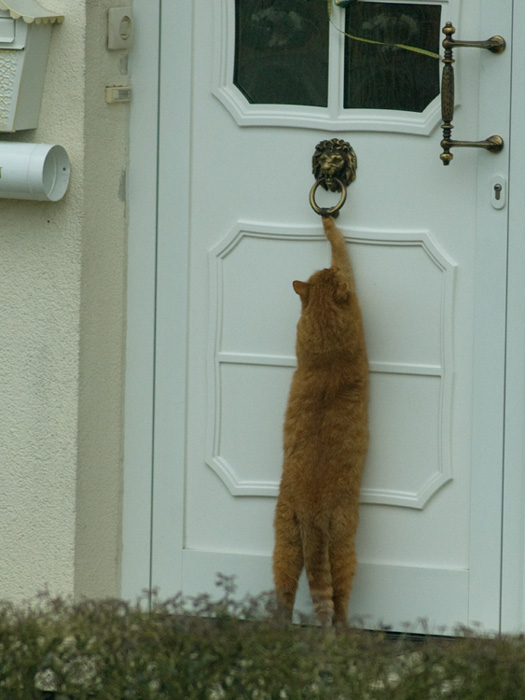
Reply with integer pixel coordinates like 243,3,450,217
207,223,455,508
152,0,512,632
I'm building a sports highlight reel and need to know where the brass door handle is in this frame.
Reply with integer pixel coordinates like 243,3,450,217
440,22,505,165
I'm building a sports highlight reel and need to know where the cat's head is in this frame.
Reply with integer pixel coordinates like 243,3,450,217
293,267,351,310
292,266,357,358
293,267,354,355
293,265,364,362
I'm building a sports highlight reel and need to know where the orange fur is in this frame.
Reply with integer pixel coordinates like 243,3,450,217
273,216,369,627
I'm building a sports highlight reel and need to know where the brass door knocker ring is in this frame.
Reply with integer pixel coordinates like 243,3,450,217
309,177,347,217
309,139,357,217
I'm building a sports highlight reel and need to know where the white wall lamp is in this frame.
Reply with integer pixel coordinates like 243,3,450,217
0,1,70,201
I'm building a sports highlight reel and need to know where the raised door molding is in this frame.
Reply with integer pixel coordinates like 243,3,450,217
207,221,457,509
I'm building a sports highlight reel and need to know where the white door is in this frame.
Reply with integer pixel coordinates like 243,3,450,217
128,0,513,632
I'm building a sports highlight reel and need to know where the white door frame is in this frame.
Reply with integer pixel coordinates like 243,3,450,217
121,0,158,600
122,0,191,599
122,0,525,631
501,1,525,632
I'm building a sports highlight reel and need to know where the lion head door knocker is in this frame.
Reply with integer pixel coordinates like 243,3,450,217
309,139,357,218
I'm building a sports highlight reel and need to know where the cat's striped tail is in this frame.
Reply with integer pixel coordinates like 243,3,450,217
302,525,334,627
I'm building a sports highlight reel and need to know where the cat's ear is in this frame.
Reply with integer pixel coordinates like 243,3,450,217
334,282,350,304
293,280,309,301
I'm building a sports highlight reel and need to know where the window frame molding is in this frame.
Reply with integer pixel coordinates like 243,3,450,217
212,0,455,135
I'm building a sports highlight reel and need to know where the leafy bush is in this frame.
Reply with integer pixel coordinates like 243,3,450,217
1,576,525,699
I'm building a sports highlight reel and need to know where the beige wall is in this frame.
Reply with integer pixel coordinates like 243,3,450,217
0,0,128,601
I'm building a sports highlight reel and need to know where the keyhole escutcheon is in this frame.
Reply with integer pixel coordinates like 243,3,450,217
491,176,506,210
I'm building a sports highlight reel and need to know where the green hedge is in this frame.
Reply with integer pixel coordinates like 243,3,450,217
2,577,525,699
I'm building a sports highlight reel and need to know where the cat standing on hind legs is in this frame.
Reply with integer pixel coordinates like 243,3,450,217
272,215,369,627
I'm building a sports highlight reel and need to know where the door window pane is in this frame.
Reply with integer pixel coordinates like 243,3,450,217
234,0,329,107
344,3,441,112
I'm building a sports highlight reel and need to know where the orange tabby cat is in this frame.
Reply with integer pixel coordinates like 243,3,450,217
273,215,369,627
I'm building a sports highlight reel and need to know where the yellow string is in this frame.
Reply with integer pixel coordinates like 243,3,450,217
327,4,441,60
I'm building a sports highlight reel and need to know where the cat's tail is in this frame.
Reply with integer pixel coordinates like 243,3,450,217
302,523,334,627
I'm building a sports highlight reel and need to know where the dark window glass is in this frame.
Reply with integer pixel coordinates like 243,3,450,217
234,0,329,107
344,3,441,112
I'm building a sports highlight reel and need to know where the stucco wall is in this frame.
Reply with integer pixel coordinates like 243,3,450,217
0,0,128,602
